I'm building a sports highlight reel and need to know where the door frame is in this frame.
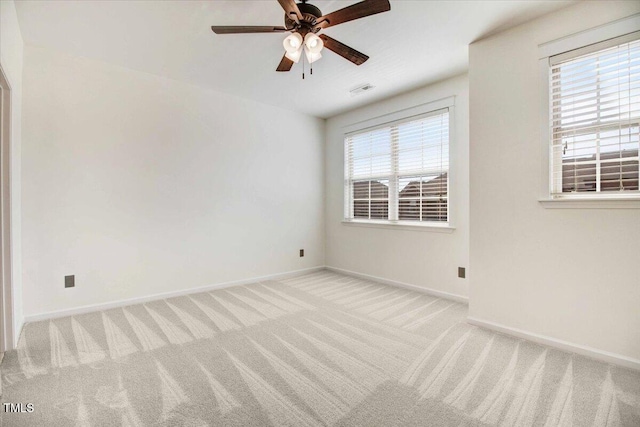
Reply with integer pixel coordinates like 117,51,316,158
0,65,15,352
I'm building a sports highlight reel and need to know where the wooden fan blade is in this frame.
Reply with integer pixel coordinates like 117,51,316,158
276,54,294,72
315,0,390,29
277,0,303,21
211,26,288,34
319,34,369,65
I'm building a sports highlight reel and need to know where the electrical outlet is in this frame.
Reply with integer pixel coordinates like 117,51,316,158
299,249,304,257
65,275,75,288
458,267,466,279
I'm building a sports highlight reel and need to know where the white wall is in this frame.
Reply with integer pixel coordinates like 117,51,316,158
21,46,325,318
325,74,469,299
0,0,24,346
469,1,640,363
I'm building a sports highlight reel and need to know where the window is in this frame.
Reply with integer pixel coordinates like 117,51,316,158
344,108,450,225
548,32,639,199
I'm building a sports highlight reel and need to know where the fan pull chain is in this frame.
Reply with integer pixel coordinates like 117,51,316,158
302,53,305,80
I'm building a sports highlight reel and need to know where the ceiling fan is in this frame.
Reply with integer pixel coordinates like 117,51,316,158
211,0,391,73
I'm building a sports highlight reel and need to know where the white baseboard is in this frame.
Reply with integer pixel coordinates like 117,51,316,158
325,266,468,304
23,266,325,323
467,316,640,371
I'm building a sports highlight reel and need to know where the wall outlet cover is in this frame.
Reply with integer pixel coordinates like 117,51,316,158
65,275,75,288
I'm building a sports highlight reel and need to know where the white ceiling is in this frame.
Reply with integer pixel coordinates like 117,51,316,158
15,0,575,118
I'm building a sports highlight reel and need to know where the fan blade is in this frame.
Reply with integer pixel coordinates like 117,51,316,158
211,26,288,34
319,34,369,65
276,54,294,72
315,0,390,29
277,0,303,21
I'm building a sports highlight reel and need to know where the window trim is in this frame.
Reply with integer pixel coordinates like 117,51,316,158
341,219,456,233
342,96,456,229
538,14,640,208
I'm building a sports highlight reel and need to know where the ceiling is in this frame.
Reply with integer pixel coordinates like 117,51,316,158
15,0,575,118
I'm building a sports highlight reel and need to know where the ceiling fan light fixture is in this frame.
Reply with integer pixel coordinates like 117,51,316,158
304,33,324,54
211,0,391,73
283,33,303,53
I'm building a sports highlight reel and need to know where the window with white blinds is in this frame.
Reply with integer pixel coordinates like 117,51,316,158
549,32,640,197
344,109,450,224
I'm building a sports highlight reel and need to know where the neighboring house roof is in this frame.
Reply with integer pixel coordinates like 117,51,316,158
562,149,639,192
353,173,449,199
353,180,389,199
399,173,448,198
352,174,448,221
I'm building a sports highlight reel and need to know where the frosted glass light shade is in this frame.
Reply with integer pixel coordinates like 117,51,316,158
285,48,302,63
304,33,324,54
283,33,303,53
304,49,322,64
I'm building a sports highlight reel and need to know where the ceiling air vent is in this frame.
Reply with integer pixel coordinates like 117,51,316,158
349,83,375,97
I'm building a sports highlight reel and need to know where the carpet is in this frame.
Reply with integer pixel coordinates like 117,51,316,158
1,270,638,426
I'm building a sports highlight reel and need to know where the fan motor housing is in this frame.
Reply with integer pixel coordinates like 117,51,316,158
285,2,322,32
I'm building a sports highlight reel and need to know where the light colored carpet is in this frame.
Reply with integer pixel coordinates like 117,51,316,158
1,270,639,426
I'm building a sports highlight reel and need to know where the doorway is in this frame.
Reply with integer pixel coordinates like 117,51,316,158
0,65,14,353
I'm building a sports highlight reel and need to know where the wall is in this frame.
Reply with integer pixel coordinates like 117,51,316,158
21,46,325,318
0,0,24,347
469,1,640,364
325,74,469,300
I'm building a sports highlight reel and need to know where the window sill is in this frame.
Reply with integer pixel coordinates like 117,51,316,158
341,220,456,233
539,197,640,209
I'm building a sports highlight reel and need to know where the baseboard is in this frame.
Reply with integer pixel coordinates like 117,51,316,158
23,266,325,323
325,266,468,304
467,316,640,371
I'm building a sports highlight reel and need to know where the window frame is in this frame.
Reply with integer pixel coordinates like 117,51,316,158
342,97,456,230
538,14,640,209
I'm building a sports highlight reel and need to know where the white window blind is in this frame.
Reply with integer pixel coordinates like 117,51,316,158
549,32,640,197
344,109,450,224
